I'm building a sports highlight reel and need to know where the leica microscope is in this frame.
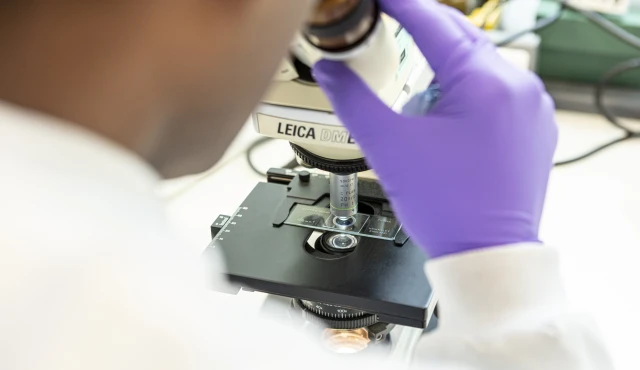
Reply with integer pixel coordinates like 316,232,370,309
206,0,436,355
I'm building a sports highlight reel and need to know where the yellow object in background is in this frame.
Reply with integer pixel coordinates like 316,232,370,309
437,0,470,13
468,0,504,30
439,0,505,31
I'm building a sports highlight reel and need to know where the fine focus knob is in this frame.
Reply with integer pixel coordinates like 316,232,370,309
300,300,366,319
299,170,311,183
294,300,378,330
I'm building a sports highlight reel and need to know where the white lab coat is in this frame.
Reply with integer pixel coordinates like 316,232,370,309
0,101,613,370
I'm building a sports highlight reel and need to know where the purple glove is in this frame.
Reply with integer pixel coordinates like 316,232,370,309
313,0,558,259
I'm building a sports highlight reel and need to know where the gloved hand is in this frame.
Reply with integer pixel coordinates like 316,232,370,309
313,0,558,259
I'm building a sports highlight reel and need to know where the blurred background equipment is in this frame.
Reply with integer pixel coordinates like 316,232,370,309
565,0,630,14
537,0,639,87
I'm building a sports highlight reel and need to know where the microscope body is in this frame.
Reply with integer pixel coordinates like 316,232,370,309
208,1,437,355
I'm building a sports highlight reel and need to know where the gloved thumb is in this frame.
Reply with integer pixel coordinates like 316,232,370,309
313,60,399,147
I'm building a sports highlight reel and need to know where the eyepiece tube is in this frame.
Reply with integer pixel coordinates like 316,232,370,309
304,0,377,51
292,0,399,94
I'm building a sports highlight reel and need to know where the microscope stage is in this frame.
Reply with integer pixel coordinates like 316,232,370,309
205,169,434,328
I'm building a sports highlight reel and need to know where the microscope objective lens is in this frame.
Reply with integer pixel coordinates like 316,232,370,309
330,173,358,219
334,216,356,228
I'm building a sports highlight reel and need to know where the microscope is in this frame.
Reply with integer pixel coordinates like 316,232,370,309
206,0,436,355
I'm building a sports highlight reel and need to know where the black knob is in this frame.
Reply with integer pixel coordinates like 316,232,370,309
299,170,311,183
291,143,369,173
293,300,378,330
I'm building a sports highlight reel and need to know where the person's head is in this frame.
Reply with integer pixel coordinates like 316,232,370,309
0,0,316,177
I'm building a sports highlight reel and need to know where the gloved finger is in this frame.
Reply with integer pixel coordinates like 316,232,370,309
313,60,400,147
379,0,472,76
440,3,489,42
